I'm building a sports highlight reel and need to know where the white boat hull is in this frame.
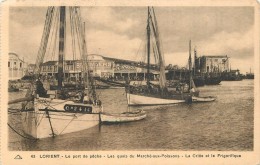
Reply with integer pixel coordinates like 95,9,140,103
101,111,146,123
192,96,216,102
22,97,101,139
126,93,185,105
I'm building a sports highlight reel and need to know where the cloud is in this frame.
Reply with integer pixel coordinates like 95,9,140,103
83,7,138,33
230,57,254,74
9,19,44,63
9,6,255,74
196,26,253,57
164,52,189,67
86,29,142,60
191,26,254,73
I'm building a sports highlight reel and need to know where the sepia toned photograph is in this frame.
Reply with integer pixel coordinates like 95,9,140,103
6,3,256,156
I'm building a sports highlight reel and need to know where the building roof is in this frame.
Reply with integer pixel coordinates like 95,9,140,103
88,54,105,61
201,55,228,58
41,61,57,66
9,52,25,62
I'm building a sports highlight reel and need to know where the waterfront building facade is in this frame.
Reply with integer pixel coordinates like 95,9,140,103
195,55,229,73
8,52,27,80
40,54,159,81
40,54,114,81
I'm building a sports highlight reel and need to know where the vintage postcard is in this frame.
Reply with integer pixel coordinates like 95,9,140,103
1,0,259,164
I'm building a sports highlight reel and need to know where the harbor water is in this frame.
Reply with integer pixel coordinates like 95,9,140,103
8,80,254,151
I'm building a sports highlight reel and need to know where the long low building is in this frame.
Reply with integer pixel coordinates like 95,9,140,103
10,53,233,82
40,54,114,81
39,54,160,81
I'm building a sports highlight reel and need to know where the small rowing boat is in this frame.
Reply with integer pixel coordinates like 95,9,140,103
101,110,147,123
192,96,216,102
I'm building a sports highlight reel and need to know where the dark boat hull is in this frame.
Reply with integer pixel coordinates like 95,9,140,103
193,77,205,87
205,77,221,85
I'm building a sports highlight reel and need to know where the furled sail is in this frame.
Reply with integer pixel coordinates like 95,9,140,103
147,7,167,92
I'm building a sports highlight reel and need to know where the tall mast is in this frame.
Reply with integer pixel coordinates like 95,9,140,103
146,7,151,86
58,6,66,90
194,46,197,75
189,40,192,89
83,22,89,97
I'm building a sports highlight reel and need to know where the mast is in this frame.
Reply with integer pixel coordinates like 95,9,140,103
83,22,89,97
189,40,192,89
146,7,151,86
57,6,66,90
194,46,197,75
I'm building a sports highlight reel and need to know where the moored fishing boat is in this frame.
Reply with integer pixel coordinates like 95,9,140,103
125,8,214,105
9,6,103,139
125,7,198,106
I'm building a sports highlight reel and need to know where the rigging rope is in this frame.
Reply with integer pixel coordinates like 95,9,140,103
75,7,97,101
34,7,55,76
8,123,37,141
50,9,59,62
58,114,77,135
45,8,57,62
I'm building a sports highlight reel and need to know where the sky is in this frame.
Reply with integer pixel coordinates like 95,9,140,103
9,6,254,74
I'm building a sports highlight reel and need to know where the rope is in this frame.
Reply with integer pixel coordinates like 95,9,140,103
58,114,77,135
34,7,55,75
36,112,46,127
7,123,37,141
50,8,59,62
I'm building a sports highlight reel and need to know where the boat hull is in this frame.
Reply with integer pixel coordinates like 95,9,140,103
21,97,101,139
126,93,185,105
101,111,147,123
205,77,222,85
192,96,216,102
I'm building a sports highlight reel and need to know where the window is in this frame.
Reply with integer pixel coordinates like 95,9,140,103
8,62,10,67
20,62,22,68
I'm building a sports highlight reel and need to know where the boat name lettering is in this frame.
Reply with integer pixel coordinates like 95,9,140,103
64,104,92,113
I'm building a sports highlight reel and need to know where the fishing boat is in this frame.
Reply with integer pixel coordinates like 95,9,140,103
125,7,199,106
100,110,146,123
125,8,215,106
9,7,103,139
